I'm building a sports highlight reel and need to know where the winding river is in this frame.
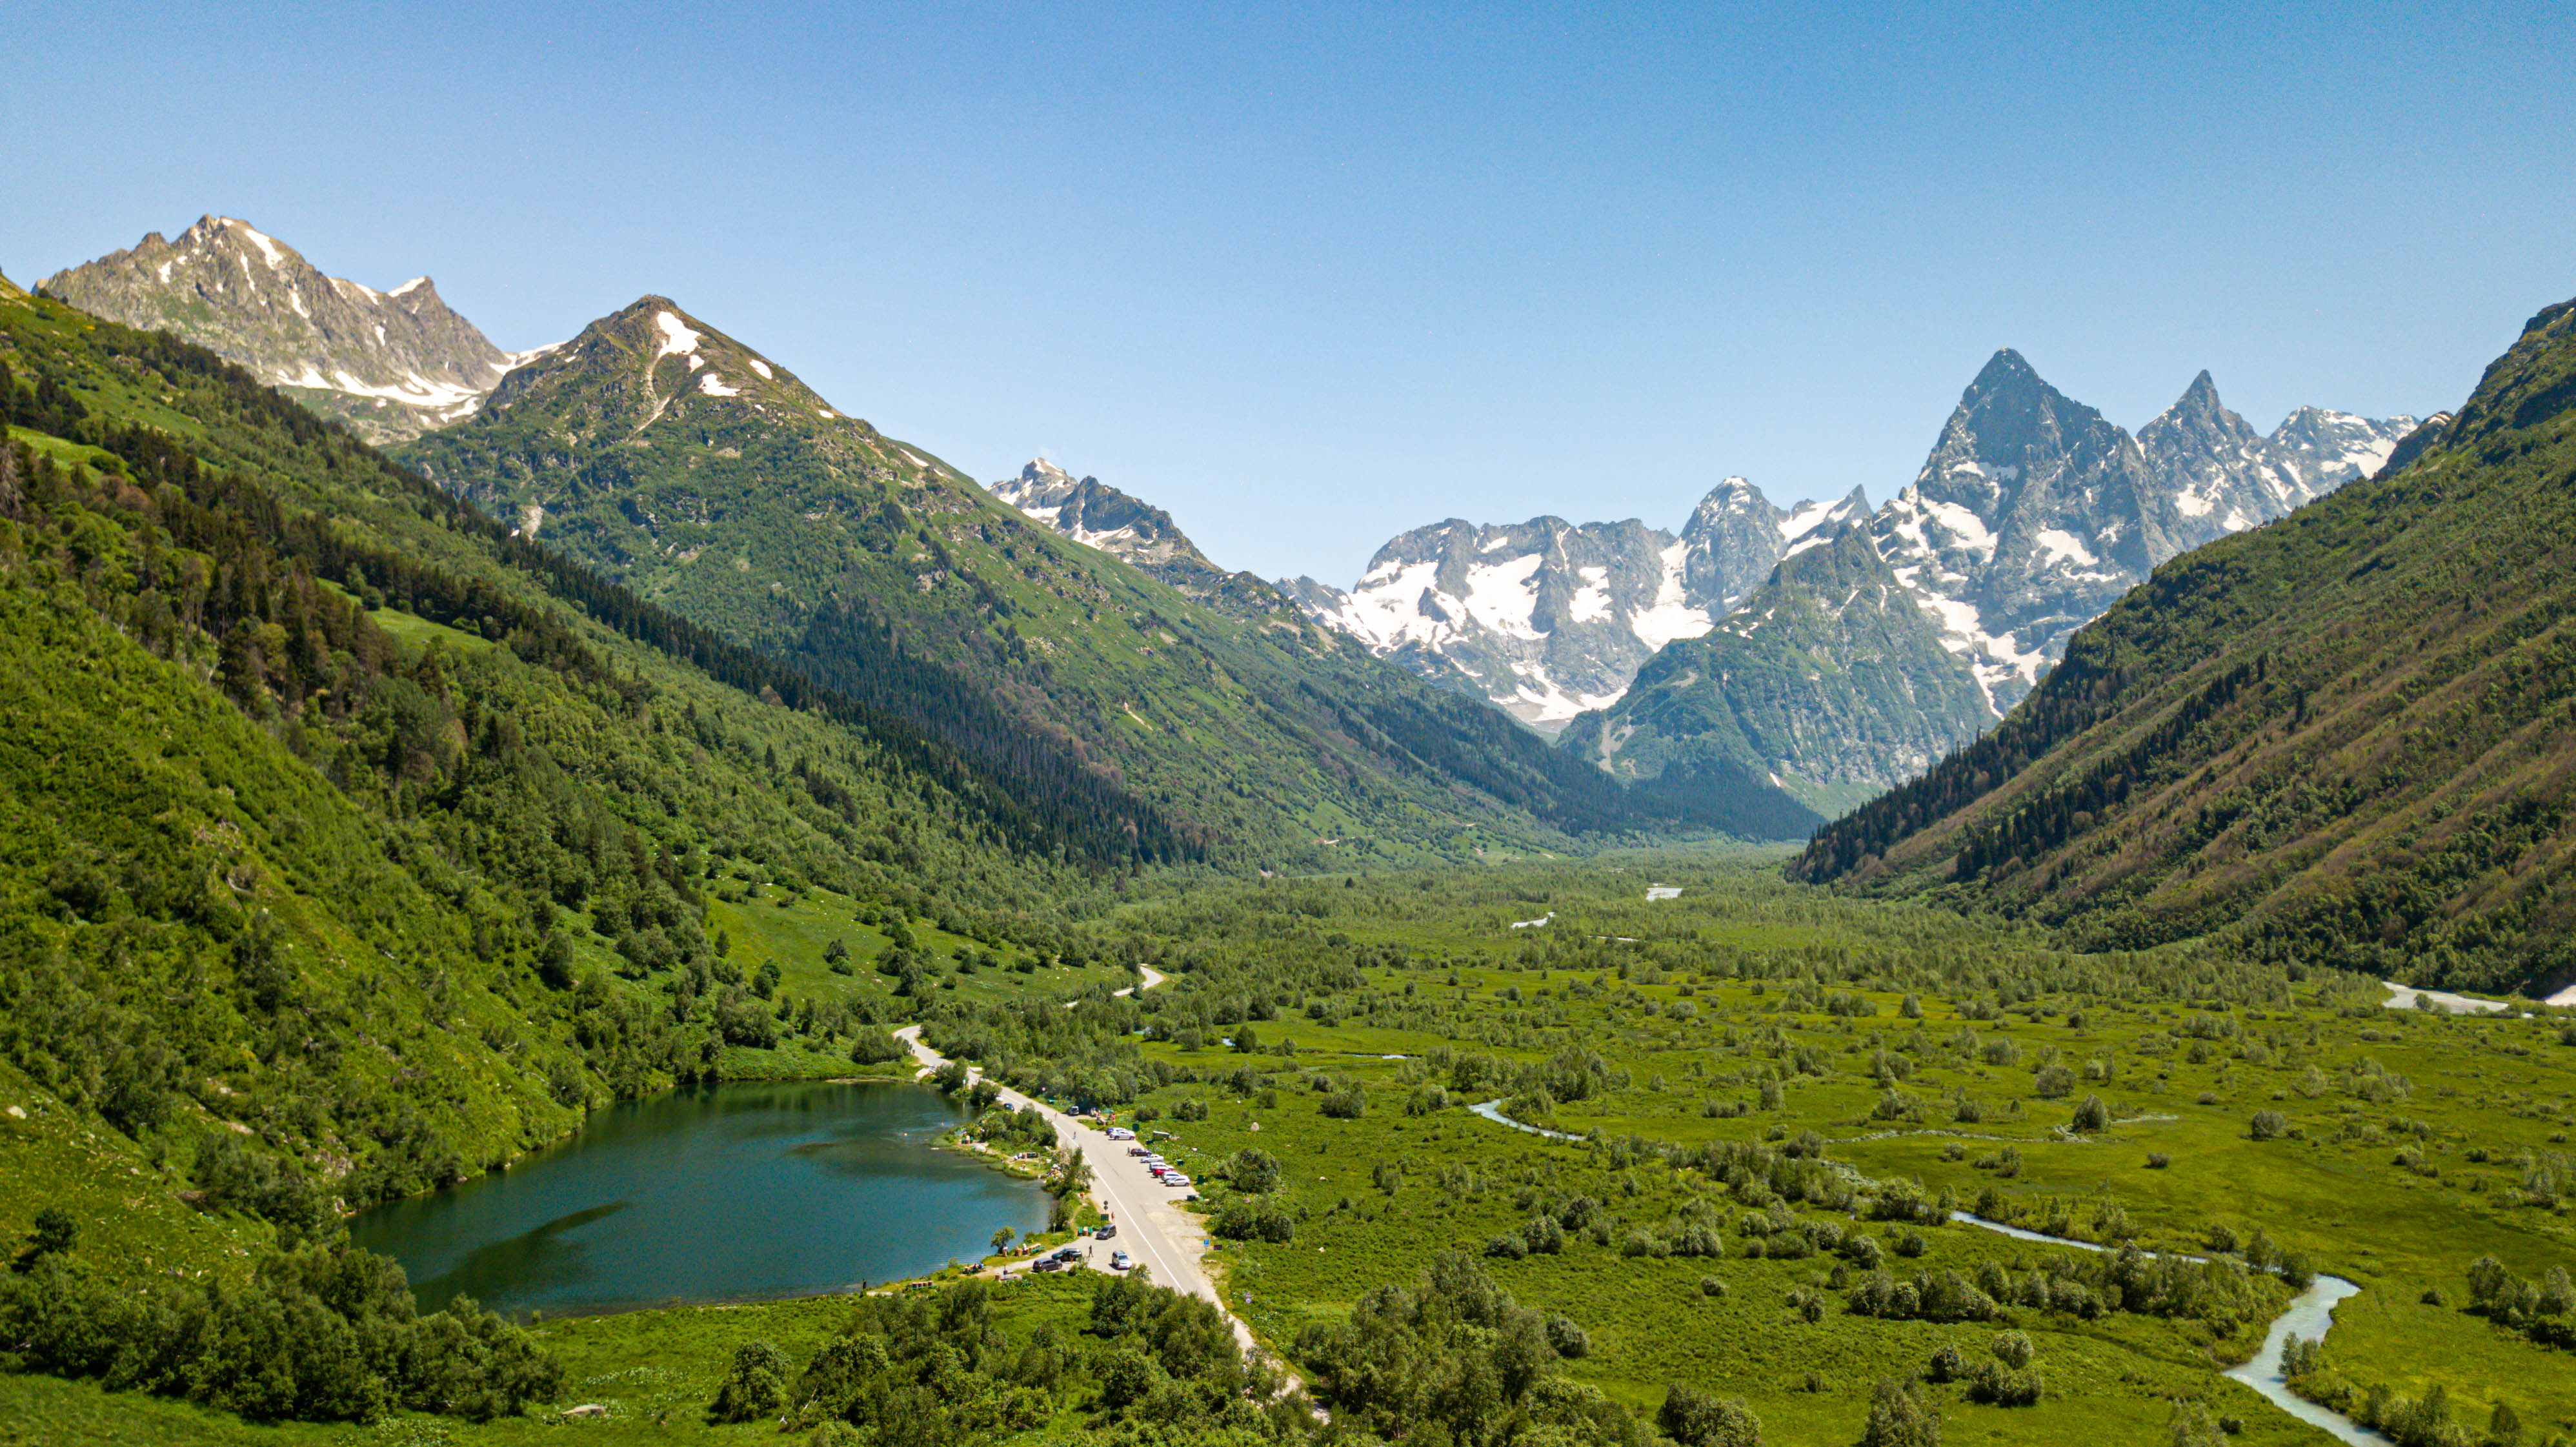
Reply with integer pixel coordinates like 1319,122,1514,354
1469,1102,2382,1442
349,1080,1050,1318
1944,1212,2382,1444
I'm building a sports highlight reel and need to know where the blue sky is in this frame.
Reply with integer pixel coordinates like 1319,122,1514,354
5,1,2571,584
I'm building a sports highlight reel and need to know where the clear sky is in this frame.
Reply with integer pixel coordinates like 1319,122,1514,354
5,1,2571,585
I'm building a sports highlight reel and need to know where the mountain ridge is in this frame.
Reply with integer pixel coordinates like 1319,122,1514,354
39,216,548,443
1533,355,2417,822
396,294,1823,855
1790,296,2576,995
1559,522,1998,818
1281,478,1869,731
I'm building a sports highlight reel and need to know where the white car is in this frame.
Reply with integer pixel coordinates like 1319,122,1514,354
1163,1173,1192,1188
1107,1127,1135,1141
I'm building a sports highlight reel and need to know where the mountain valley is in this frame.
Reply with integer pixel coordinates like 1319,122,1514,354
6,210,2573,1447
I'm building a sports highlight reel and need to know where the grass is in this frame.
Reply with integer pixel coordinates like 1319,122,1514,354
1073,858,2576,1442
0,1274,1109,1446
14,856,2575,1444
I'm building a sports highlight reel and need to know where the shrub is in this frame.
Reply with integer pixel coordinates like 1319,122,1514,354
1698,1276,1729,1299
25,1207,76,1259
1543,1314,1590,1358
1212,1199,1295,1244
1319,1088,1365,1119
1226,1148,1282,1194
2144,1152,2171,1169
0,1239,559,1424
1858,1377,1940,1447
1964,1359,2043,1406
711,1340,790,1422
2070,1095,2110,1132
1658,1384,1763,1447
2249,1109,2289,1141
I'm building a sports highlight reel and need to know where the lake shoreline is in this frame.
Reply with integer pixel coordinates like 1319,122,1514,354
349,1078,1050,1320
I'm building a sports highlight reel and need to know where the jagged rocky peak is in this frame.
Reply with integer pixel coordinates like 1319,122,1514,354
1870,346,2211,713
1285,474,1858,731
2266,403,2422,496
990,458,1214,570
39,216,549,443
2138,370,2423,551
987,460,1298,618
2137,370,2280,546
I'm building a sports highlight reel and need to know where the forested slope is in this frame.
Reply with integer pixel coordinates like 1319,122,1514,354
0,279,1122,1250
396,299,1818,858
1793,296,2576,995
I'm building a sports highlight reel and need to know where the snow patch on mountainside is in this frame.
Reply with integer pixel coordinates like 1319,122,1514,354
39,217,553,444
1630,542,1713,652
654,312,703,359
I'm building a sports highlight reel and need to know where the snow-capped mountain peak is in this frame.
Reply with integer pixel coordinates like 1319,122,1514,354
40,216,554,443
1282,476,1865,731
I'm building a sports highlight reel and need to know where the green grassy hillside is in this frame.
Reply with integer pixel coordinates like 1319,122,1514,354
0,287,1136,1259
1795,296,2576,996
394,299,1817,861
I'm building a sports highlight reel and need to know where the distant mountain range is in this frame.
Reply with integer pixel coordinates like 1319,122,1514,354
1276,350,2417,815
1793,296,2576,998
39,216,551,442
1276,482,1871,731
386,292,1820,853
39,213,2424,838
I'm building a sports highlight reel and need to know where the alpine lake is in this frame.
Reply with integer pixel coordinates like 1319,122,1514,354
347,1080,1051,1318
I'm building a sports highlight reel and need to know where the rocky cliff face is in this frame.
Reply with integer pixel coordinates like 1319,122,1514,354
989,460,1291,617
2138,370,2419,553
40,216,547,442
1868,349,2189,713
1542,352,2421,815
1280,480,1867,729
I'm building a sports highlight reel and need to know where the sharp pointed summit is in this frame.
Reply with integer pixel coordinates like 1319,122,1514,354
39,216,550,442
2140,370,2420,552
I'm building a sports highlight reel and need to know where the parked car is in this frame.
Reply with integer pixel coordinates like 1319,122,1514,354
1096,1224,1118,1239
1163,1173,1192,1188
1052,1246,1083,1262
1107,1127,1135,1141
1127,1146,1150,1157
1031,1258,1063,1273
1110,1251,1132,1271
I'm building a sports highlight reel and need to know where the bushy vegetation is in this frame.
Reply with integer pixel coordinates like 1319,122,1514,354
1294,1250,1646,1445
0,1231,556,1422
895,858,2576,1442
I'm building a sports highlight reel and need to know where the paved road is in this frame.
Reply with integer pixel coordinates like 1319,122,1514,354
896,963,1271,1366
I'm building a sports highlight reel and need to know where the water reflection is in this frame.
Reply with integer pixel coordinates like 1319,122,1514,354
350,1081,1048,1317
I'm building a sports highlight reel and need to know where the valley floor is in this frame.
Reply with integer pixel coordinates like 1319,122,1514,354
8,856,2574,1446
